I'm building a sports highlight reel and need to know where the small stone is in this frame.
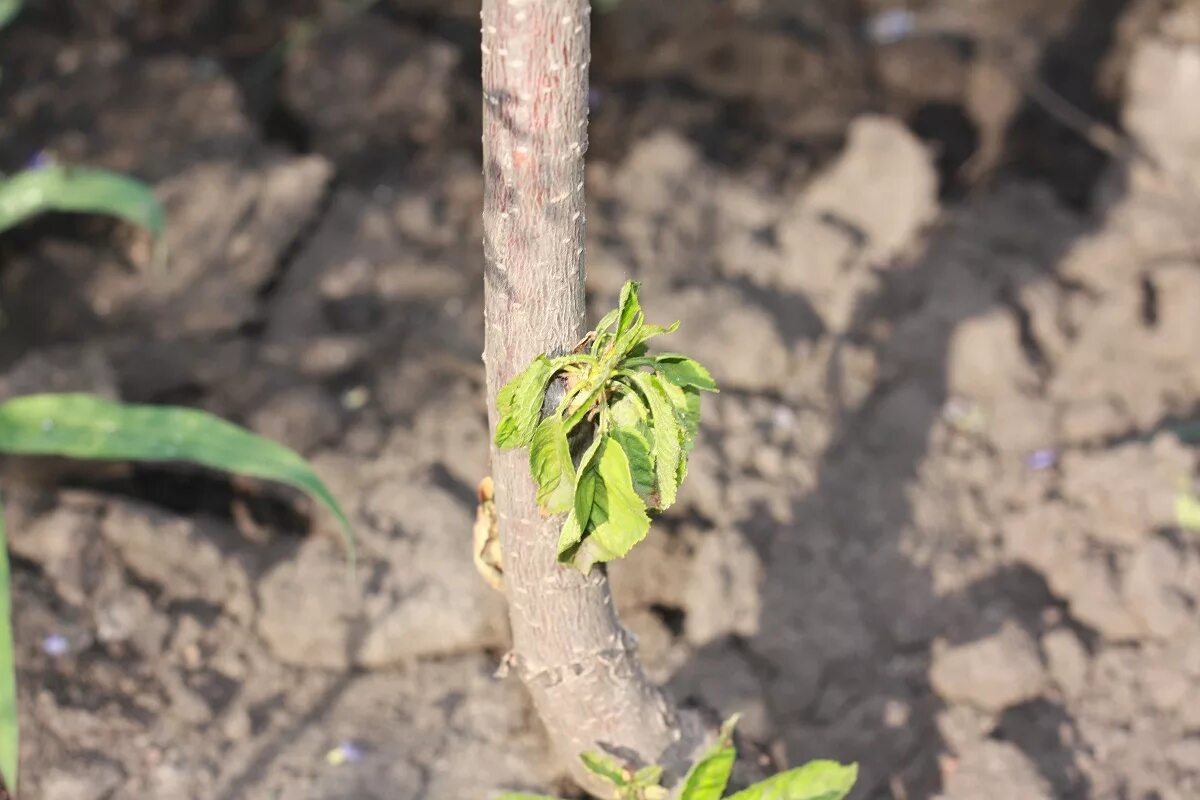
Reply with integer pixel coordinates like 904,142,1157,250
95,587,165,654
181,643,203,669
930,622,1047,712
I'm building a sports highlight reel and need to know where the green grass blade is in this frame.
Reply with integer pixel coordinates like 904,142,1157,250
0,498,15,795
0,165,164,240
0,394,354,567
494,355,558,449
0,0,20,31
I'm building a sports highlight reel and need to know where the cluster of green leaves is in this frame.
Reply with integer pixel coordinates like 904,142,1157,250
495,281,717,571
498,717,857,800
0,8,351,793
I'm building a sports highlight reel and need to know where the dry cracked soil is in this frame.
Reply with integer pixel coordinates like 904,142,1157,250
3,0,1200,798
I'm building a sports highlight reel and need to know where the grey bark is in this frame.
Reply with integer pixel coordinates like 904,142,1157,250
480,0,705,795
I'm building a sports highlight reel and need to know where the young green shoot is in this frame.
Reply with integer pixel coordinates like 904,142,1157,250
494,281,717,571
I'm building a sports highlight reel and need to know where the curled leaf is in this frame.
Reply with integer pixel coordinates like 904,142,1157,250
495,356,559,449
624,371,684,509
615,280,642,338
611,424,655,502
530,414,576,514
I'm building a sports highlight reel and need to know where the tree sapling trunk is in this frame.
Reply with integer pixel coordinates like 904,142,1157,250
480,0,704,794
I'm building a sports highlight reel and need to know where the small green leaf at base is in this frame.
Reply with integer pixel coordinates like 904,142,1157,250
678,715,739,800
679,741,735,800
0,394,355,566
723,760,858,800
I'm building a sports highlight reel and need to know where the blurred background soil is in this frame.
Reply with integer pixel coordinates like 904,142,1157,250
3,0,1200,797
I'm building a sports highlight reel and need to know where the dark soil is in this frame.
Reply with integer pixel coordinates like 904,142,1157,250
3,0,1200,798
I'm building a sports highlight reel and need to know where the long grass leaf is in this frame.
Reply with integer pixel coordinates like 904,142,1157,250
0,165,164,241
0,394,353,565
